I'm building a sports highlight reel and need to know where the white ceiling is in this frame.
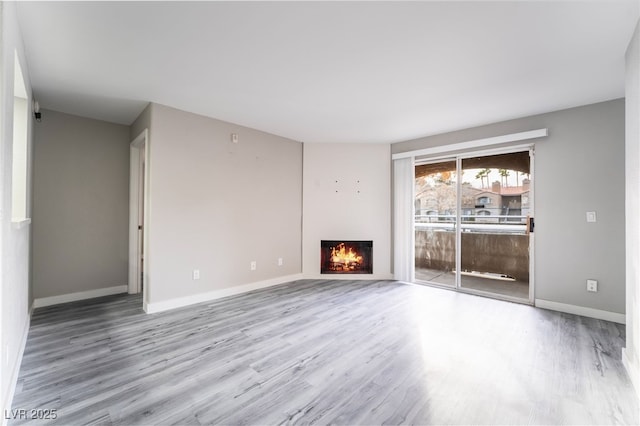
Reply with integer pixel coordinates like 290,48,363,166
16,1,639,144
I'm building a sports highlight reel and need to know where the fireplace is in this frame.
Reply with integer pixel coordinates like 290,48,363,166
320,240,373,274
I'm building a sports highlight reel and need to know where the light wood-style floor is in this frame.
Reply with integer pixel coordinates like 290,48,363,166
11,279,639,425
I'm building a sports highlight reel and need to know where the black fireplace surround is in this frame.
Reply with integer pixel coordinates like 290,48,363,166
320,240,373,274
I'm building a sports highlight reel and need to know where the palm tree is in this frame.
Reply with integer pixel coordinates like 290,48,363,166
475,169,490,188
482,168,491,188
499,169,510,187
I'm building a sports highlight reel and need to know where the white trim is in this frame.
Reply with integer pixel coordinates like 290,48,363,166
128,143,141,294
392,128,548,160
535,299,625,324
131,128,147,148
129,129,150,303
33,285,128,308
10,218,30,229
622,348,640,398
145,274,304,314
2,310,30,426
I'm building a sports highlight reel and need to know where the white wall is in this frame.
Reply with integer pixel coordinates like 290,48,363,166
393,100,626,318
0,1,33,418
302,143,392,279
11,97,27,221
624,18,640,396
32,109,130,300
142,104,303,309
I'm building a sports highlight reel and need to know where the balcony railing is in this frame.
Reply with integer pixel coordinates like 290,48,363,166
414,214,530,281
415,214,527,234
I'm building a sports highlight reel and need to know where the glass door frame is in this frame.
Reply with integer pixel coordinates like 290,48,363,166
414,144,535,305
413,156,459,289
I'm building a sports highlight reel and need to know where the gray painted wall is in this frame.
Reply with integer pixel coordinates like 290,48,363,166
144,104,302,304
32,109,130,298
393,99,626,314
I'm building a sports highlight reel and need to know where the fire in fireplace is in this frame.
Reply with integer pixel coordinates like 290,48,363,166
321,240,373,274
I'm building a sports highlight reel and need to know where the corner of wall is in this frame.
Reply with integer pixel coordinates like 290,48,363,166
145,273,303,314
625,17,640,399
1,2,35,416
623,347,640,398
141,104,303,305
1,312,30,424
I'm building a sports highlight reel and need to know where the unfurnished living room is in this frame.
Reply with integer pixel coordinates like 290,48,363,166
2,1,640,425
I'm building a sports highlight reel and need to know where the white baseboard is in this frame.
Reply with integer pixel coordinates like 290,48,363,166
33,285,128,309
535,299,626,324
145,274,304,314
622,348,640,399
2,309,31,426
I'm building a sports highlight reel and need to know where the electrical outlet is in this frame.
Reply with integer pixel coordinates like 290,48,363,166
587,279,598,292
278,257,283,266
250,261,257,271
586,211,597,223
192,269,200,280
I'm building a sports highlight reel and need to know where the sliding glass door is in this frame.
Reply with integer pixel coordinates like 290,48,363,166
459,152,532,300
414,160,457,287
414,150,533,303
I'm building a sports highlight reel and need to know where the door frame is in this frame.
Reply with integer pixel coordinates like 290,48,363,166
414,143,535,304
413,156,458,289
128,129,150,308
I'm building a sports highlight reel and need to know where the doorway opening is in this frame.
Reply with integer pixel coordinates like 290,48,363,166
129,129,149,309
414,149,534,303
